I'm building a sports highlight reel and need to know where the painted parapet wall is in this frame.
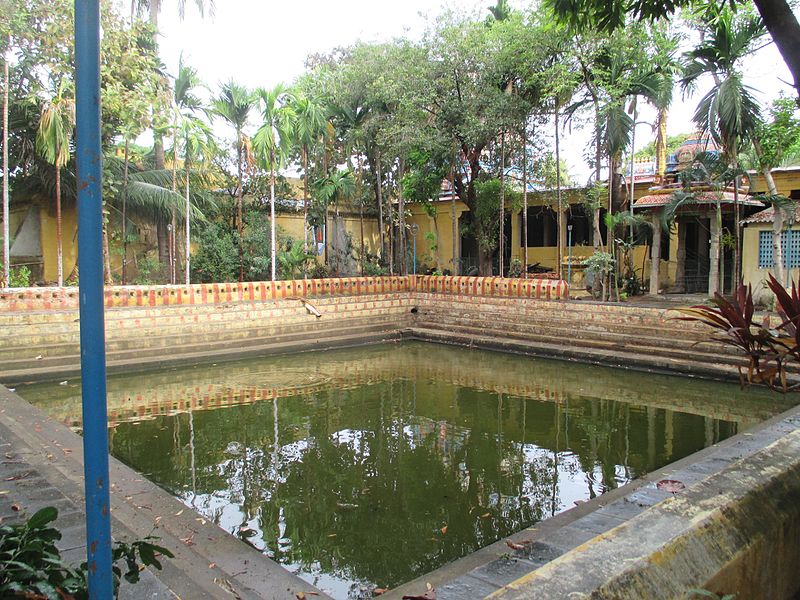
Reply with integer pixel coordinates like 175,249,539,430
0,277,411,312
411,275,568,300
0,274,568,312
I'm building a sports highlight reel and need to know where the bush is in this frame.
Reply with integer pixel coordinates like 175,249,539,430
191,223,239,283
0,261,32,288
0,506,172,599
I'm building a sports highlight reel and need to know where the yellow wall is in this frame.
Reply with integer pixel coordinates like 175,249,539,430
407,201,469,273
748,169,800,196
742,224,800,302
39,205,78,282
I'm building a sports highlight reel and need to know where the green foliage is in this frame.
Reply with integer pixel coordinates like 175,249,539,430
473,178,506,253
756,97,800,168
277,240,315,280
635,133,691,159
0,506,172,599
507,258,523,278
132,254,166,285
191,223,239,283
685,591,736,600
585,251,615,275
0,261,32,288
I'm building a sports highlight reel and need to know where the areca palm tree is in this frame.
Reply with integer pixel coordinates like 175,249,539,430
254,84,294,282
35,79,75,286
683,7,766,288
3,36,10,287
213,81,255,282
289,93,327,254
170,55,206,283
313,169,356,273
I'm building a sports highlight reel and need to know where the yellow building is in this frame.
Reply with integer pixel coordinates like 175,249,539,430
742,166,800,297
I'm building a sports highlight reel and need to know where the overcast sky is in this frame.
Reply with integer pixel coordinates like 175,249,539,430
154,0,795,183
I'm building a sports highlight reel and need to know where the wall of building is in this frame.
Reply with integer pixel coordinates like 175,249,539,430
742,223,800,300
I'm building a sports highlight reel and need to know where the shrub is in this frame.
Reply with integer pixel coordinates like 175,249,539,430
0,506,172,599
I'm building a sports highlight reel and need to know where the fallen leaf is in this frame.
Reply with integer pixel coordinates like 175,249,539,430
373,588,388,596
480,512,491,519
11,503,21,511
656,479,686,493
506,539,532,551
175,509,184,516
59,381,68,386
440,526,447,535
35,355,43,360
180,535,195,546
208,562,216,569
214,578,242,599
0,490,8,495
327,533,337,538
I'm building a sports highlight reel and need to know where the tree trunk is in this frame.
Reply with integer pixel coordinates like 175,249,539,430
593,103,603,252
357,153,365,273
709,204,721,296
752,0,800,103
753,138,785,286
2,35,8,288
302,145,309,270
185,153,191,286
499,131,505,277
732,143,741,289
375,147,386,265
122,138,129,285
236,136,244,282
672,221,686,293
451,143,458,275
655,106,668,182
649,214,661,295
171,127,178,284
103,220,113,285
270,148,277,281
398,158,407,276
55,144,63,287
554,111,561,280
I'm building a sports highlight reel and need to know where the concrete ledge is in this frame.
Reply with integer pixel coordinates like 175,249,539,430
490,420,800,600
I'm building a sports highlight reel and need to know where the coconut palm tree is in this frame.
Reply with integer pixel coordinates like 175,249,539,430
682,6,766,288
212,81,255,282
254,84,294,282
35,79,75,287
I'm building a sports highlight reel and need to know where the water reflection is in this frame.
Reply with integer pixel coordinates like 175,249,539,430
17,343,788,599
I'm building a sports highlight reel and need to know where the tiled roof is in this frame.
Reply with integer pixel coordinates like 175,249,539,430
634,190,763,209
742,204,800,225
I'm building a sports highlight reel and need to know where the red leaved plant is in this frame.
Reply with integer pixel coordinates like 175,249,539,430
675,283,793,391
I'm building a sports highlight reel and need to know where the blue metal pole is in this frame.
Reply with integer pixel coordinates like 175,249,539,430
75,1,112,597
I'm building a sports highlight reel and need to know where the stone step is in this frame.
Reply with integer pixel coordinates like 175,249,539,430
1,327,401,393
415,307,713,346
413,317,739,364
0,317,402,364
423,321,766,374
0,304,412,349
414,297,713,336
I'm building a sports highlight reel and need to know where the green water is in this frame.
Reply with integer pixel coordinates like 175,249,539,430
16,342,791,599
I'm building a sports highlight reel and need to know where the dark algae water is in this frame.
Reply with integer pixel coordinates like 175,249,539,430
17,342,791,599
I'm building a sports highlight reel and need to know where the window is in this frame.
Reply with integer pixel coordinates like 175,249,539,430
759,229,800,268
521,207,558,247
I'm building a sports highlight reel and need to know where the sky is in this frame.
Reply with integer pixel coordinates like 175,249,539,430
153,0,795,184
